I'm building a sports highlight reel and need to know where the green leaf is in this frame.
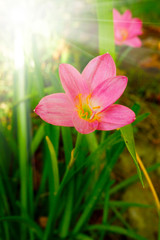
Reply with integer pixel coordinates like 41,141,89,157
0,123,18,158
76,234,94,240
73,167,110,234
110,162,160,195
46,136,59,194
0,216,43,239
87,224,147,240
133,112,150,126
31,124,45,155
58,131,122,188
73,144,124,234
131,103,141,115
59,127,73,238
61,127,73,165
109,201,152,208
120,125,144,186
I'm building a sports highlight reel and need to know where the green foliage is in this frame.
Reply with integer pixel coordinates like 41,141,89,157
0,111,152,239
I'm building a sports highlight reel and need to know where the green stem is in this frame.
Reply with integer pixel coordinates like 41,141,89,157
61,127,73,165
32,34,44,98
0,178,10,240
14,29,28,240
73,132,84,159
100,183,111,240
96,0,115,59
96,0,115,147
117,47,132,67
59,127,73,238
46,136,60,194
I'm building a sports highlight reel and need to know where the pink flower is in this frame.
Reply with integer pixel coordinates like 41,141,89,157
35,54,135,134
113,9,142,47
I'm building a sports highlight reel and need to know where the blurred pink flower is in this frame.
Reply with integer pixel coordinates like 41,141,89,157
35,54,135,134
113,9,142,47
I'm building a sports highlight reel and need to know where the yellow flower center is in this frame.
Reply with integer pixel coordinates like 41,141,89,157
76,94,101,122
120,29,128,41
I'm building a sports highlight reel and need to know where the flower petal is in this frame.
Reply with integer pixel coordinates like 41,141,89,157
35,93,74,126
92,76,128,110
82,53,116,91
121,10,132,29
114,9,131,29
72,112,98,134
98,104,135,131
113,8,122,21
122,10,132,20
128,18,143,38
59,64,89,103
124,37,142,47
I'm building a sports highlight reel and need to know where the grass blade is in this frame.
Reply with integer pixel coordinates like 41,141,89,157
46,136,59,194
120,125,144,186
0,216,43,239
59,127,73,238
31,124,45,155
110,162,160,195
87,224,147,240
14,29,29,240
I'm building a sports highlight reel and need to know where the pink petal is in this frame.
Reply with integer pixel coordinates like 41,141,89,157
113,8,122,20
114,30,124,45
59,64,89,104
92,76,128,110
35,93,74,126
122,10,132,20
98,104,136,131
124,37,142,47
114,9,131,29
72,112,98,134
82,53,116,91
128,18,143,38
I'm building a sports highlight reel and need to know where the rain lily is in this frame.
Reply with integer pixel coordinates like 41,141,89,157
35,53,135,134
113,9,142,47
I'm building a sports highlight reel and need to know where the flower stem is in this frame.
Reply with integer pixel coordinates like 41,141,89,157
72,132,84,163
14,29,28,240
96,0,115,59
117,46,132,67
59,128,73,238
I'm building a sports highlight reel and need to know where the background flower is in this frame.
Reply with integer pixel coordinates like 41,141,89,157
113,9,143,47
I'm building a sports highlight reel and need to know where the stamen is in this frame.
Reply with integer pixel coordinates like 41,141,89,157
93,106,100,110
78,94,82,107
81,112,88,117
90,112,95,120
120,29,128,41
76,93,101,122
86,94,91,105
85,112,88,119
